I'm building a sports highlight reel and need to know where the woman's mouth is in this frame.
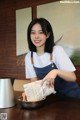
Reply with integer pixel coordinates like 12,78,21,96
33,40,45,47
34,40,41,44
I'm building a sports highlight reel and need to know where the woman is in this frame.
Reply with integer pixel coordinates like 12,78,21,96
23,18,80,100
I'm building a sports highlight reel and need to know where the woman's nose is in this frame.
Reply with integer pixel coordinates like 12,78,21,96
35,33,39,39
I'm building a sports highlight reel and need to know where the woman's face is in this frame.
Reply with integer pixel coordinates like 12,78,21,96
30,23,49,48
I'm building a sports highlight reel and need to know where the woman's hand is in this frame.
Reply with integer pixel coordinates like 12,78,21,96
22,92,27,101
42,69,76,87
42,69,58,87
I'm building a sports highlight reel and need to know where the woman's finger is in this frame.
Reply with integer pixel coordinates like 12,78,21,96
22,92,27,101
41,78,46,86
46,78,54,88
41,78,54,87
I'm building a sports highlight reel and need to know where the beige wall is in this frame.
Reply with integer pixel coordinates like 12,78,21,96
16,8,31,56
37,1,80,57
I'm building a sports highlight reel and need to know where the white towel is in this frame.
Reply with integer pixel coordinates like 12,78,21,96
23,80,56,102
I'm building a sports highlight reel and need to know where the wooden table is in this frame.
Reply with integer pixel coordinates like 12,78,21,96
0,91,80,120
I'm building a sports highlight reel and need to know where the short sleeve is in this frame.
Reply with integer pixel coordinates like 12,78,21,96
25,52,37,79
53,45,76,72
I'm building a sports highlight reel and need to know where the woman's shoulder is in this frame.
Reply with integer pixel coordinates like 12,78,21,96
53,45,64,53
25,51,31,60
25,51,37,60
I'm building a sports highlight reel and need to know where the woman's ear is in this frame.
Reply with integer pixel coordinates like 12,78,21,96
47,32,50,39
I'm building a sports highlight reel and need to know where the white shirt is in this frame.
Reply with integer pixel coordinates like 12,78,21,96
25,45,76,79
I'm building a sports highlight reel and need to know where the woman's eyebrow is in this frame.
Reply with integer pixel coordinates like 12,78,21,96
31,30,35,31
31,30,43,32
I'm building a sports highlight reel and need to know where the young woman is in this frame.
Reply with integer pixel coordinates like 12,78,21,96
23,18,80,100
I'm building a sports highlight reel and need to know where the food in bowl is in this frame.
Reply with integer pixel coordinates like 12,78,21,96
17,95,46,109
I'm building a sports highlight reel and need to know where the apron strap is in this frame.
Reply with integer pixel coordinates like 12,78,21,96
31,52,34,65
50,53,53,61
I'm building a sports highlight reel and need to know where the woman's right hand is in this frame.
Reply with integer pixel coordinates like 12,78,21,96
41,69,58,87
22,92,27,101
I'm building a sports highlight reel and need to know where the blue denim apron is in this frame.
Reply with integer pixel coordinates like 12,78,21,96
31,52,80,98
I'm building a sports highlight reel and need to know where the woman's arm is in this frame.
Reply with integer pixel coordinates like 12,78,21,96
42,69,77,86
57,70,76,82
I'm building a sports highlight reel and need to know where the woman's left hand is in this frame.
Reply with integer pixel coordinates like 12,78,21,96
42,69,58,87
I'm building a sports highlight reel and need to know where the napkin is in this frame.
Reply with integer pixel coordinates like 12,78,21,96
23,80,56,102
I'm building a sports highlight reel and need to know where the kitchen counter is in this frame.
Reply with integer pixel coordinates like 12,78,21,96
0,91,80,120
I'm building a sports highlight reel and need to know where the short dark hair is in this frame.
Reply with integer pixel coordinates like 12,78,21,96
27,18,55,53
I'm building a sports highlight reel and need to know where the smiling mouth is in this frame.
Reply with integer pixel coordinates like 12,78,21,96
34,40,41,44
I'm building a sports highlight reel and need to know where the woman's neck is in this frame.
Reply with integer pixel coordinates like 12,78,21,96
36,46,45,56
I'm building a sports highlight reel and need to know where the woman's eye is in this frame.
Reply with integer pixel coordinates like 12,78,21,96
31,31,35,34
31,31,44,34
39,31,44,34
